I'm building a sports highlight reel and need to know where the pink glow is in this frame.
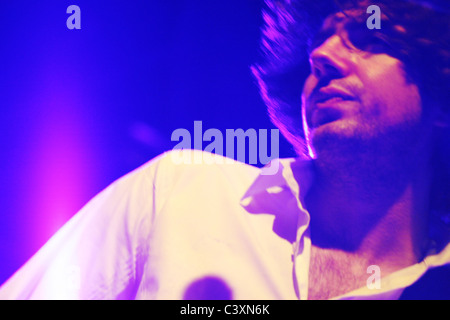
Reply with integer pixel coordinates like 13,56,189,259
24,62,96,247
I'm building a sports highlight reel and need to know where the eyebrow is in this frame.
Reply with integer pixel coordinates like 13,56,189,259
308,13,346,53
308,25,336,54
307,10,368,55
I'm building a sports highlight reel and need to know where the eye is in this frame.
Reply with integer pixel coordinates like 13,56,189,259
346,23,391,54
310,64,321,78
308,28,335,54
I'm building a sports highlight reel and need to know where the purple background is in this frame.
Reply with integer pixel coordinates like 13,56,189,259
0,1,296,285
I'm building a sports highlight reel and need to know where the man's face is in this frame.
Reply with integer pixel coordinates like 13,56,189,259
301,13,423,158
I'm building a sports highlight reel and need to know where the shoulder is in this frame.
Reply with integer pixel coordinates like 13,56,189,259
132,149,262,188
98,149,264,208
73,149,264,220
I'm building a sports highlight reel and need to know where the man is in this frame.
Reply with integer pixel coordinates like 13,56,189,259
1,0,449,299
252,0,450,299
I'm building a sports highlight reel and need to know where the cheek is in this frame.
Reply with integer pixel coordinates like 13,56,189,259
301,76,316,118
389,83,422,123
302,75,316,102
358,57,422,125
381,79,422,126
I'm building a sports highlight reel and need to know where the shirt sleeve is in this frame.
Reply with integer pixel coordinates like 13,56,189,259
0,155,163,300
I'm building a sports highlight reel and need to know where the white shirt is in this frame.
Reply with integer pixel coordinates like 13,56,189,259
0,149,449,300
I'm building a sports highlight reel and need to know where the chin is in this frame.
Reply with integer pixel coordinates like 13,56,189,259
311,119,360,142
309,122,375,161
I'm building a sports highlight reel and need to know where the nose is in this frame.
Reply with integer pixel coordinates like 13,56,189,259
309,34,351,80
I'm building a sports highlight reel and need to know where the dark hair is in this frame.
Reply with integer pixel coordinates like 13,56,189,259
252,0,450,221
252,0,450,155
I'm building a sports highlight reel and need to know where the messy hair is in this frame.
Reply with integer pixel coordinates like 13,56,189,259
252,0,450,155
252,0,450,218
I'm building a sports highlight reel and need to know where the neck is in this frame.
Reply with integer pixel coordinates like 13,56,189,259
303,141,432,270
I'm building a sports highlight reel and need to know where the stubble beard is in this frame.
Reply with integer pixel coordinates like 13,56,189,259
308,116,427,195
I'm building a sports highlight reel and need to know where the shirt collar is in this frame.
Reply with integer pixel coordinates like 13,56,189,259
240,157,314,210
240,157,450,267
239,158,313,244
